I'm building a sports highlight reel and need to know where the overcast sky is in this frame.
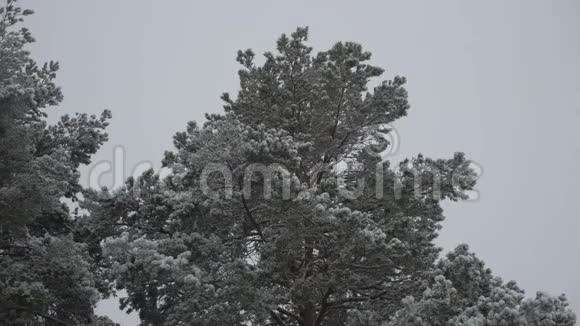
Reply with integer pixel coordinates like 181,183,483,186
20,1,580,324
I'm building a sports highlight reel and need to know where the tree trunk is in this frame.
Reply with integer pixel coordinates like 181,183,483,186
302,305,317,326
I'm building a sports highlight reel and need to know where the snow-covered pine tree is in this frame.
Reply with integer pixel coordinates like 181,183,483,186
87,27,576,326
0,1,116,324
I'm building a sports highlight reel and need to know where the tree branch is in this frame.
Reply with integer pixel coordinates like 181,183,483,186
5,304,73,326
241,193,266,242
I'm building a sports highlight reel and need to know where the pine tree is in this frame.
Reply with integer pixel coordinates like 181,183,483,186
86,28,576,326
0,1,114,324
388,245,575,326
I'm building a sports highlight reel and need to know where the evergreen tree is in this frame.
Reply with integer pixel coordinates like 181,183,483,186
0,1,114,324
4,2,574,325
388,245,575,326
82,28,576,326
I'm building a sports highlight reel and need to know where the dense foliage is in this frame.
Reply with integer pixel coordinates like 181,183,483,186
0,1,116,325
0,1,575,326
84,28,576,326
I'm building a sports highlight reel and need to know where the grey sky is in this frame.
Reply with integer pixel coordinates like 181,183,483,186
20,1,580,324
